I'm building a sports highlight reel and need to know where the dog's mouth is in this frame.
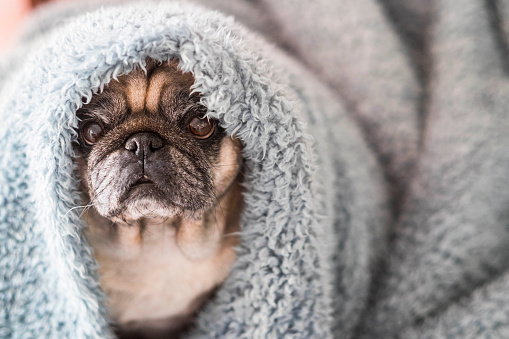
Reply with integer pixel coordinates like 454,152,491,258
117,174,163,206
121,175,159,201
132,175,154,187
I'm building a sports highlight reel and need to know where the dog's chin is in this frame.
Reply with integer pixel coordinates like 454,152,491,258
112,198,180,224
96,184,183,224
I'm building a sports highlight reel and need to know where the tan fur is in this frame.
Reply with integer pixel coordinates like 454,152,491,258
125,75,148,113
77,60,243,337
109,59,195,117
82,177,242,331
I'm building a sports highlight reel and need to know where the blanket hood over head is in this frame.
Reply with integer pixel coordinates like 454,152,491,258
0,1,389,338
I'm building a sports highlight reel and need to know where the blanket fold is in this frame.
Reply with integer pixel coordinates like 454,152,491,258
360,1,509,337
258,0,421,208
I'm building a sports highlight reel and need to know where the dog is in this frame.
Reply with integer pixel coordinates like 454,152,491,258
73,59,244,338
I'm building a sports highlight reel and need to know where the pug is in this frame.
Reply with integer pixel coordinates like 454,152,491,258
73,59,244,338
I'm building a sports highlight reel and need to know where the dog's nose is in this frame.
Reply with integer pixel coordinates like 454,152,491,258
125,132,164,158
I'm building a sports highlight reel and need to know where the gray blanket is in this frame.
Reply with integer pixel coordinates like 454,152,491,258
2,0,508,338
255,1,509,336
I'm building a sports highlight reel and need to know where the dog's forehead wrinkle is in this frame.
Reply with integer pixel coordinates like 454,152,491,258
82,60,204,130
122,60,197,116
124,71,149,114
145,67,174,114
79,88,128,126
157,87,198,122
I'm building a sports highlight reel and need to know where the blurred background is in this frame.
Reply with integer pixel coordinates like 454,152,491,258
0,0,54,54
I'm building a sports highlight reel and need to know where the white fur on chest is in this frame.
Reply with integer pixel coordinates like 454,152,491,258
87,222,236,326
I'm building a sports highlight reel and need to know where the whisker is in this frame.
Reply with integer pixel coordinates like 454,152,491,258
222,231,242,238
80,204,95,217
65,203,95,217
210,164,242,168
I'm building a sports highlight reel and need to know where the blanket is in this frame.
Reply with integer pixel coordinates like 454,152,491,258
259,1,509,337
5,0,508,338
360,1,509,337
0,1,390,338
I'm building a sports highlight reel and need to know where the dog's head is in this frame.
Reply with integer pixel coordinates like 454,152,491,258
74,60,242,225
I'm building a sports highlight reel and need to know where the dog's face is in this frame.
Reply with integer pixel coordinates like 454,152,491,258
74,60,242,225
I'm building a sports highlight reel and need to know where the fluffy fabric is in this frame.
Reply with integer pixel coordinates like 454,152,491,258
7,0,509,338
0,1,388,338
359,1,509,337
258,0,421,207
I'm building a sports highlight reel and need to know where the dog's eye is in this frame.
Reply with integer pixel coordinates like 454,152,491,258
189,117,215,139
81,121,104,145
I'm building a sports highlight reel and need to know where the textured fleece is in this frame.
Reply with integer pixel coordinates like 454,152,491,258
258,0,421,208
0,1,388,338
359,1,509,338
